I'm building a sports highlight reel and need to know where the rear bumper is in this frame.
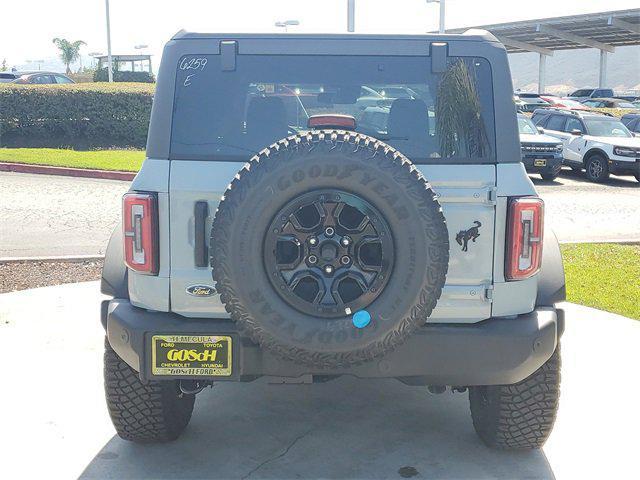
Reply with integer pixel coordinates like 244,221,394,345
522,154,563,175
104,299,562,386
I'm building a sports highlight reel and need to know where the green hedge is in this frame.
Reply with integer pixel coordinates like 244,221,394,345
93,68,155,83
0,83,155,149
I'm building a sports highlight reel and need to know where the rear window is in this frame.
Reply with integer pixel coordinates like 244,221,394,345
170,54,496,163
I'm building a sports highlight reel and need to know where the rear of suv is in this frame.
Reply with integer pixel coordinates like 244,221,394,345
101,31,565,449
532,108,640,182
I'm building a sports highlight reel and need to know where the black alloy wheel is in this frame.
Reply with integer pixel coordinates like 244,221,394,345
264,190,394,318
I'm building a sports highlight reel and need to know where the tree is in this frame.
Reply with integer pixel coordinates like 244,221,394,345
0,59,7,72
52,38,86,74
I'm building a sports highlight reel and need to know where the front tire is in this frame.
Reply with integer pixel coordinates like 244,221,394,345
104,339,195,443
585,154,609,182
469,348,560,450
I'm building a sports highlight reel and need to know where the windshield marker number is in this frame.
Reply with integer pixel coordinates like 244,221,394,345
180,57,208,71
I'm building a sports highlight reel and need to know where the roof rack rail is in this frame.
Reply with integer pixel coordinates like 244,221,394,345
531,107,580,116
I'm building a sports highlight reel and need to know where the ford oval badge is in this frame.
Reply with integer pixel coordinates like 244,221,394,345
186,285,216,297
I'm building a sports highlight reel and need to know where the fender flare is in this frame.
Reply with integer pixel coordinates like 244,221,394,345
536,221,565,307
582,147,609,164
101,221,128,299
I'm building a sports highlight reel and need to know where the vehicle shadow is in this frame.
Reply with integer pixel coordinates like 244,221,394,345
80,377,555,479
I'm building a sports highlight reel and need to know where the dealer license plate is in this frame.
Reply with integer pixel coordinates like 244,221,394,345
151,335,232,376
534,159,547,167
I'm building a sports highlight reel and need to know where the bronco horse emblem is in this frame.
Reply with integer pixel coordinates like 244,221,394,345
456,221,482,252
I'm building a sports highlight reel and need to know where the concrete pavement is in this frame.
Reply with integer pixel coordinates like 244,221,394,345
1,169,638,259
0,281,638,479
0,172,129,257
532,169,640,243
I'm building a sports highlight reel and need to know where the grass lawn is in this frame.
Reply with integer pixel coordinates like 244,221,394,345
0,148,144,172
562,243,640,320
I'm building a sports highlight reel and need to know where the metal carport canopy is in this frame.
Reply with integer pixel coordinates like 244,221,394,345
443,9,640,93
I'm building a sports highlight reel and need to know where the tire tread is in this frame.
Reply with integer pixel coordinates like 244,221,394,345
104,339,195,443
469,348,561,449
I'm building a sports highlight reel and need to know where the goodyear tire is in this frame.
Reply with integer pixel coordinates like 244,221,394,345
104,339,195,443
211,131,449,368
469,347,561,450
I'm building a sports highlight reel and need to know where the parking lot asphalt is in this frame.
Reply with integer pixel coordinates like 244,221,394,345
0,168,638,259
531,169,640,243
0,172,129,257
0,281,638,480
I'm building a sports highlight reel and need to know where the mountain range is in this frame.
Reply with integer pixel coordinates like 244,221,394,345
509,45,639,95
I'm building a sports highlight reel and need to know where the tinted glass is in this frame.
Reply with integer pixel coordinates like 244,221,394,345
571,89,593,97
584,118,632,138
170,54,495,163
545,115,566,131
616,101,636,108
54,75,73,84
531,112,549,126
517,116,537,135
564,118,585,133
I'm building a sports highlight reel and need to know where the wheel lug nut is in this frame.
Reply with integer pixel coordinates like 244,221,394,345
341,256,350,265
325,227,335,237
309,237,317,246
341,237,350,247
324,265,333,274
308,255,317,264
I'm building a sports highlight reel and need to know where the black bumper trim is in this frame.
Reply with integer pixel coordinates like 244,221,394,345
105,299,559,386
522,155,563,175
608,159,640,176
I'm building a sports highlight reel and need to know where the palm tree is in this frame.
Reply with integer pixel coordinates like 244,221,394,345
52,38,86,74
435,59,489,159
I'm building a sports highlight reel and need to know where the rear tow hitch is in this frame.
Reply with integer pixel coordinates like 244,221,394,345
179,380,212,396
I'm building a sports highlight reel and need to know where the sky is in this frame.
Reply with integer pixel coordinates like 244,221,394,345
1,0,638,71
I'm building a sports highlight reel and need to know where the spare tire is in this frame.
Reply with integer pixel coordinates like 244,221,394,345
211,131,449,368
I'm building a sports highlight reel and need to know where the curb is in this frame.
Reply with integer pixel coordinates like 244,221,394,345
0,162,136,181
558,239,640,245
0,255,105,264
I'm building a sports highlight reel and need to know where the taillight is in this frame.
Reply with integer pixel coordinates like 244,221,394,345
123,193,158,275
506,197,544,281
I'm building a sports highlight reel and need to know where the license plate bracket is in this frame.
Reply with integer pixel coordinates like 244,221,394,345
151,335,232,376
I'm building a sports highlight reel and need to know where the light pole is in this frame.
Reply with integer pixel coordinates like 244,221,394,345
274,20,300,32
105,0,113,82
426,0,446,34
347,0,355,32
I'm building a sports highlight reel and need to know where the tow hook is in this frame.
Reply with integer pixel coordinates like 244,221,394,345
179,380,212,396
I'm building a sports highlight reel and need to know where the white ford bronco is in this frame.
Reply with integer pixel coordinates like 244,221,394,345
532,108,640,183
101,31,566,449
